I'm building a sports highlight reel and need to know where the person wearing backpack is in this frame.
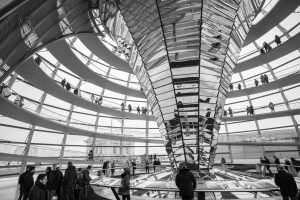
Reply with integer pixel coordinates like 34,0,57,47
82,165,92,200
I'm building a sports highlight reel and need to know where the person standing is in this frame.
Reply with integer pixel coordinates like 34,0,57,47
264,156,273,175
175,162,196,200
229,83,233,91
131,160,136,176
87,150,94,161
106,161,111,177
82,165,92,200
61,78,66,88
47,164,62,200
269,102,275,112
102,161,107,176
145,160,150,174
74,168,83,200
118,167,131,200
221,157,226,171
18,165,31,200
61,161,78,200
137,106,140,114
237,83,241,90
260,74,265,84
254,79,259,86
275,35,281,46
111,161,116,176
153,159,157,172
29,173,47,200
274,156,280,165
275,166,298,200
22,166,36,200
228,107,233,117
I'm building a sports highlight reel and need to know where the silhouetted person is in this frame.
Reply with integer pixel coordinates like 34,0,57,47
82,165,92,200
260,74,265,84
291,157,300,173
264,74,269,83
18,165,31,200
249,105,254,115
275,166,297,200
223,110,227,117
128,104,132,113
221,157,226,171
145,160,150,174
61,78,66,88
269,102,275,112
65,82,71,91
111,161,115,176
102,161,108,175
132,160,137,176
275,35,281,46
274,156,280,165
264,156,273,175
74,88,78,95
175,162,196,200
29,173,47,200
121,102,125,111
22,166,36,200
229,83,233,91
47,164,62,200
263,42,272,51
254,79,259,86
62,161,77,200
88,150,94,161
285,159,291,172
34,56,42,65
228,107,233,117
246,106,250,115
137,106,140,114
237,83,241,90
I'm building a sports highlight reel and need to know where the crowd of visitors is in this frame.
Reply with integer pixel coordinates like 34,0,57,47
223,101,277,117
246,105,255,115
60,78,80,96
18,162,93,200
229,74,269,91
119,103,153,115
260,35,281,54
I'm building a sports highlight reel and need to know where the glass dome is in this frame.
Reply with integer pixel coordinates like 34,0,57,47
0,0,300,189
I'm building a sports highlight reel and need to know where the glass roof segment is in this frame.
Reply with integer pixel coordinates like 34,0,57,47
98,0,262,170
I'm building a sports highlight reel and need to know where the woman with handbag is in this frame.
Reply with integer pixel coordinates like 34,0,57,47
118,167,131,200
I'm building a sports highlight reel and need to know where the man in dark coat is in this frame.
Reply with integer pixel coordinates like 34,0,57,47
102,161,108,175
29,173,47,200
175,162,196,200
62,161,78,200
47,164,62,200
275,166,298,200
18,165,31,200
22,166,36,200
